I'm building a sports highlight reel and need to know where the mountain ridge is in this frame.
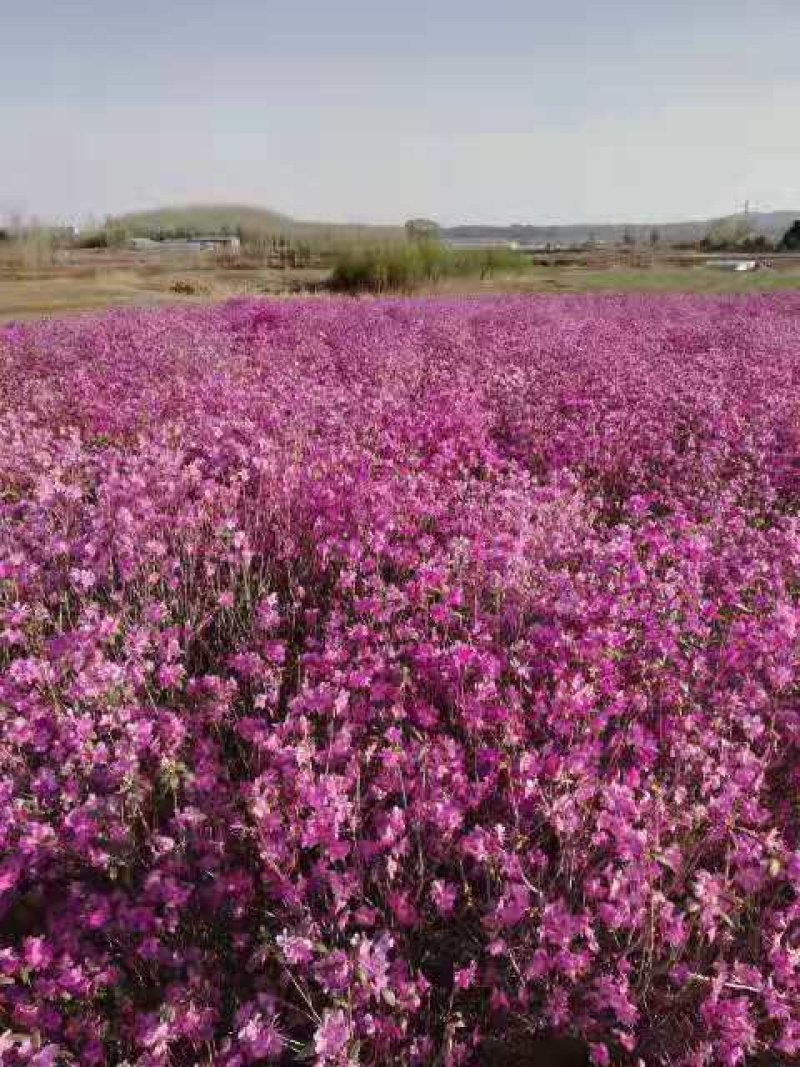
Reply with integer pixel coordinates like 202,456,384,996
441,211,800,245
109,204,800,246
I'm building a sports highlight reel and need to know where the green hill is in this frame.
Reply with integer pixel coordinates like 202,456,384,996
110,204,403,246
114,203,295,238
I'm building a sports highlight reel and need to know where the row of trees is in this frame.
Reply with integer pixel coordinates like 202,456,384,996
405,217,800,253
780,220,800,251
3,213,800,258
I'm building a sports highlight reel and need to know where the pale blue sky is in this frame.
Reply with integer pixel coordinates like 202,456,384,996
2,0,799,225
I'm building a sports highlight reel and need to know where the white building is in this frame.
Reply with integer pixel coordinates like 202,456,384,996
706,259,758,272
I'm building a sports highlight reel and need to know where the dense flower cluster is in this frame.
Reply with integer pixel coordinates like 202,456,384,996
1,295,800,1066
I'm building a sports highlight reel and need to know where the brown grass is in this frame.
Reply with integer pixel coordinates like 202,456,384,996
1,247,799,322
0,248,329,321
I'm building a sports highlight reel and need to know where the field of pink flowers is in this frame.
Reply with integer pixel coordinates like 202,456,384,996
1,295,800,1066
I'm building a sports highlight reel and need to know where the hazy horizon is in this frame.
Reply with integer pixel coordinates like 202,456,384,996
2,0,799,228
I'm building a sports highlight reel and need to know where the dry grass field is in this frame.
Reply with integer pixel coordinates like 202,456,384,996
1,245,799,321
0,247,329,321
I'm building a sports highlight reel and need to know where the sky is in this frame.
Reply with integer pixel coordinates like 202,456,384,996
2,0,799,227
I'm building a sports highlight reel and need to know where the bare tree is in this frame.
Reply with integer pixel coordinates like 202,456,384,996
0,204,26,238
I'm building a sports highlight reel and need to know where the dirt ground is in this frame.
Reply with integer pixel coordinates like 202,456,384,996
0,248,329,321
1,247,799,322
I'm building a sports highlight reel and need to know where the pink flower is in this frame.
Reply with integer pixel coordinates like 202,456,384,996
238,1013,283,1061
314,1009,350,1061
276,933,314,965
589,1043,610,1066
3,294,800,1065
30,1046,61,1067
431,879,457,915
23,937,52,970
454,961,477,990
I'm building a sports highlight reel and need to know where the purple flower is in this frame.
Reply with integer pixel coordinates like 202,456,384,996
454,961,477,990
2,295,800,1065
314,1009,350,1062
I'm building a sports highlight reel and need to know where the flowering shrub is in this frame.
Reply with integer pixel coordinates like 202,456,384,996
1,295,800,1065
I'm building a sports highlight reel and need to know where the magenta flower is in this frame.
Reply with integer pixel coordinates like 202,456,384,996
2,295,800,1065
314,1009,350,1062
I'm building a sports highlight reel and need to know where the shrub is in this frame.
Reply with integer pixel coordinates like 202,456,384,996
330,242,528,292
77,225,130,250
1,296,800,1065
77,230,109,249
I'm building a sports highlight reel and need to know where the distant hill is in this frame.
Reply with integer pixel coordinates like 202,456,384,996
114,204,295,237
111,204,403,244
443,211,800,247
108,204,800,250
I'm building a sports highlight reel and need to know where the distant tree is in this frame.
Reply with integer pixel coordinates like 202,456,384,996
587,231,597,248
622,227,635,247
104,223,130,248
5,209,25,240
405,218,441,242
649,227,661,248
740,234,772,253
702,220,723,249
779,220,800,252
77,230,109,250
703,215,755,250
